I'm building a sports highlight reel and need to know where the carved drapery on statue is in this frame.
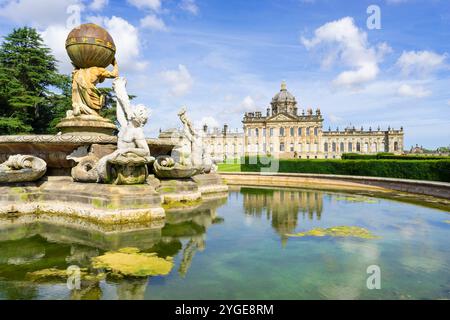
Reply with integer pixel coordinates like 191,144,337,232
71,66,117,117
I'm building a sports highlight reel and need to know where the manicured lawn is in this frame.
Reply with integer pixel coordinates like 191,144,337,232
218,163,241,172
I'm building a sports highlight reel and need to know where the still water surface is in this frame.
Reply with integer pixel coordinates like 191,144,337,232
0,187,449,300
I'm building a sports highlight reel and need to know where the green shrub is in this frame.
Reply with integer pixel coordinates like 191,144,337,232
239,156,450,182
341,153,449,160
341,153,378,160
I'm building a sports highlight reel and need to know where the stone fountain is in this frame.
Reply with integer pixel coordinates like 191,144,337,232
0,23,228,227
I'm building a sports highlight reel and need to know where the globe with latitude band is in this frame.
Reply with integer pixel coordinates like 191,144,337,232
57,23,119,136
65,23,116,69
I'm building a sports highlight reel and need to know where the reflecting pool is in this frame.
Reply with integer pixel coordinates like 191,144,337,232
0,187,449,300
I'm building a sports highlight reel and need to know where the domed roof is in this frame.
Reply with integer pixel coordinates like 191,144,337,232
272,81,296,103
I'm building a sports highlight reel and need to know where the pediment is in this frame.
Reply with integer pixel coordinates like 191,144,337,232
267,113,298,122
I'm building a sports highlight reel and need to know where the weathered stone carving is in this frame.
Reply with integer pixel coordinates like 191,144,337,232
95,77,154,184
0,155,47,183
67,146,99,182
68,78,154,185
153,156,199,179
153,108,219,179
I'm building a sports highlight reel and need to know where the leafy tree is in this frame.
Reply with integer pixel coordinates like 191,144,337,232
0,27,67,134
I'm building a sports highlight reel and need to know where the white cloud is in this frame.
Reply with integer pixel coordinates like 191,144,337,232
127,0,161,11
0,0,83,28
240,96,256,110
329,114,343,123
102,16,149,72
397,84,431,98
201,116,219,129
140,14,167,31
301,17,390,88
89,0,108,11
160,64,194,96
396,50,447,76
180,0,199,15
40,24,73,74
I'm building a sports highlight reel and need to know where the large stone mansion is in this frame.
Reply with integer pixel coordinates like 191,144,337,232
203,82,404,160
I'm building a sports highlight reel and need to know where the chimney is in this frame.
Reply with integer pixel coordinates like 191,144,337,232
203,124,208,133
223,124,228,135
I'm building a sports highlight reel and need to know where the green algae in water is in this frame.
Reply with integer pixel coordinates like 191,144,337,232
26,268,105,283
286,226,379,239
91,247,174,277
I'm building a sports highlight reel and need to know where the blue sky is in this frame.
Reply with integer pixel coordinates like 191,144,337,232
0,0,449,148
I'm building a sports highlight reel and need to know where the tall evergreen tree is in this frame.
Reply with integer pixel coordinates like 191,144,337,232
0,27,67,134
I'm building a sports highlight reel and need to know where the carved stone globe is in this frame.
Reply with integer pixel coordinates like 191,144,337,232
65,23,116,69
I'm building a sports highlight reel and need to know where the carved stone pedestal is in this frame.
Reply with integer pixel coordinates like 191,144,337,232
109,163,148,185
56,115,117,136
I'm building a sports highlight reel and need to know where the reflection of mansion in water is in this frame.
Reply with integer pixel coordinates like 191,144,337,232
202,82,404,159
242,188,323,245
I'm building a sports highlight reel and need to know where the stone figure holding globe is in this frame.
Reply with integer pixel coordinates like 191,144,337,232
56,23,120,136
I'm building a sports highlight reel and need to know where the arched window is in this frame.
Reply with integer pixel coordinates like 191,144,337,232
280,143,285,152
332,142,336,152
340,142,345,152
298,127,302,136
372,142,377,152
279,127,285,136
364,142,369,153
356,142,361,152
348,142,353,152
394,141,399,151
290,127,294,136
324,142,329,152
255,128,259,137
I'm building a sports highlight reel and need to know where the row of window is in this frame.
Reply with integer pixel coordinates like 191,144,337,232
324,141,399,152
247,127,319,137
207,141,399,154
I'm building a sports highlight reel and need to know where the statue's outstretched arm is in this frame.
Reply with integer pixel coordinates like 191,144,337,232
113,77,132,128
100,58,119,79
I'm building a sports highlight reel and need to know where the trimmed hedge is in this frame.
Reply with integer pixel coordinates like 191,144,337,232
240,156,450,182
342,153,449,160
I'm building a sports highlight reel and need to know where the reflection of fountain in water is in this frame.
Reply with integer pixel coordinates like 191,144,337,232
0,196,227,299
162,203,223,277
241,188,323,245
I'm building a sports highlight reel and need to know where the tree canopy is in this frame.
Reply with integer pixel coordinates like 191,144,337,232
0,27,72,134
